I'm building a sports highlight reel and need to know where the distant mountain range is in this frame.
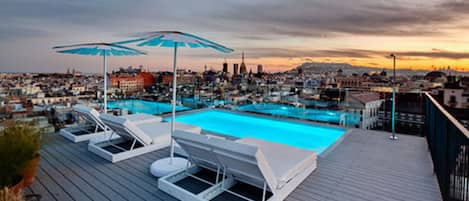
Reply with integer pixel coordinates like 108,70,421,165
288,62,468,76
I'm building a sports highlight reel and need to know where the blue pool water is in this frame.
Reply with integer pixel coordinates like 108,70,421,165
236,103,360,126
108,99,191,115
171,110,346,154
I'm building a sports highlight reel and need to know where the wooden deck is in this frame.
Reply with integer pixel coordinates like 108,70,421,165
27,129,442,201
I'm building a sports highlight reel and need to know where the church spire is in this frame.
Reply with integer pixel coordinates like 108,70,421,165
242,51,245,63
240,51,247,74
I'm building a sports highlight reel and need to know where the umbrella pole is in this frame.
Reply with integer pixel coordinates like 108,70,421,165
103,53,108,114
170,42,178,163
149,43,186,177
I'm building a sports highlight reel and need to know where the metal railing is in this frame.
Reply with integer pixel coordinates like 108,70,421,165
425,93,469,201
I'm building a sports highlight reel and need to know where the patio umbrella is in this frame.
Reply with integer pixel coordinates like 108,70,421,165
53,43,146,113
118,31,233,177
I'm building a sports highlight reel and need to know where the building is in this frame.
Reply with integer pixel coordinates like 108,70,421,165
139,72,156,88
159,71,197,85
109,74,144,92
345,92,384,129
117,78,144,92
425,71,447,83
257,64,263,74
222,60,228,73
239,52,247,75
233,64,239,76
71,85,86,95
336,76,367,88
443,88,469,108
109,68,155,92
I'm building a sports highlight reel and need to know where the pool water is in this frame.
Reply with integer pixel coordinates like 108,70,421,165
170,110,346,154
236,103,360,126
108,99,191,115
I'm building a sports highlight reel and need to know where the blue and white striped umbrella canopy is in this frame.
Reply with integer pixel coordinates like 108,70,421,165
117,31,234,53
53,42,146,113
116,31,233,170
53,42,146,56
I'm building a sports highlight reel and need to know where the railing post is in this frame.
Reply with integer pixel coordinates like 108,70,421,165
444,116,450,200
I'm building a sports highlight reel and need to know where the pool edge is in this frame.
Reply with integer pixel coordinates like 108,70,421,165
318,128,353,158
168,108,352,155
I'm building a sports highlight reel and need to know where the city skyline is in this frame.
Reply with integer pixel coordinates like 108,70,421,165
1,0,469,73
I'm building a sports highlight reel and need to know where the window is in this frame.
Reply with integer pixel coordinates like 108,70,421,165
449,95,456,104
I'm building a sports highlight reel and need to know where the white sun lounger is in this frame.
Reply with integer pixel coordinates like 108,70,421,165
88,114,201,163
212,137,317,201
159,130,317,201
60,105,162,143
60,105,111,142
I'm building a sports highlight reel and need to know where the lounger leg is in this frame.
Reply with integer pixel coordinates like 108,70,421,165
106,132,127,152
221,167,226,189
262,181,267,201
216,166,220,184
184,156,193,176
130,138,137,150
108,131,115,142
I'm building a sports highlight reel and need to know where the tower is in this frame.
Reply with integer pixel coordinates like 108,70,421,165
257,64,263,74
233,64,239,76
222,59,228,73
240,52,247,74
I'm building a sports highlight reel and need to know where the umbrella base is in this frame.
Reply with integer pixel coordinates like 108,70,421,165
150,157,188,177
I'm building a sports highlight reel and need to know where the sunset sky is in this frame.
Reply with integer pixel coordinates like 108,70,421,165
1,0,469,73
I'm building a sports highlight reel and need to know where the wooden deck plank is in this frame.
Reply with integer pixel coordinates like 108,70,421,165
38,154,94,201
40,150,112,201
45,141,147,201
28,178,58,201
29,128,442,201
35,165,75,201
57,141,168,201
41,148,128,201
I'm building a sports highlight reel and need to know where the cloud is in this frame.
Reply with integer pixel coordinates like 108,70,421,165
212,0,469,38
242,47,469,60
2,0,469,42
0,26,48,41
398,49,469,60
1,0,469,72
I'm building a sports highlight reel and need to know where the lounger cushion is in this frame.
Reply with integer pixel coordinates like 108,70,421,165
174,123,202,134
101,114,202,146
100,114,153,144
121,114,162,124
209,137,279,191
73,105,105,128
135,122,172,144
172,130,219,170
136,122,201,144
137,122,201,136
236,138,317,189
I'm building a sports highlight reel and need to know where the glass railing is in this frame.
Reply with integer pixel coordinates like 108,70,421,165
234,103,361,127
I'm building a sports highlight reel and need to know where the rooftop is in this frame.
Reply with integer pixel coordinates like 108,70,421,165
27,128,441,201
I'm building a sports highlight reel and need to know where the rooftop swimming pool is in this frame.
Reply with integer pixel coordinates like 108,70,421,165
108,99,191,115
170,110,347,154
236,103,360,126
